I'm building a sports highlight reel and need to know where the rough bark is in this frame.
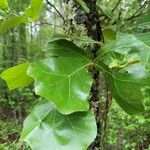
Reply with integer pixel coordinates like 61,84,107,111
75,1,103,149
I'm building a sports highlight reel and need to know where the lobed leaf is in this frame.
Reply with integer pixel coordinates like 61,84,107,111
28,39,92,114
97,33,150,114
21,99,97,150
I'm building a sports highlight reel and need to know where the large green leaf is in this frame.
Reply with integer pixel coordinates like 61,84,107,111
1,63,33,90
0,0,8,10
28,39,92,114
25,0,43,20
97,33,150,114
21,100,97,150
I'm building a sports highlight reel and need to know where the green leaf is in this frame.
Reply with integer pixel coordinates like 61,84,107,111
0,0,8,10
45,39,89,57
135,32,150,47
0,15,28,33
1,63,33,90
102,28,116,42
25,0,43,20
76,0,90,13
135,14,150,29
96,5,112,19
28,39,92,114
97,33,150,114
21,99,97,150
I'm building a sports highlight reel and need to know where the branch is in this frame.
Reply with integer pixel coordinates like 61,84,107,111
125,0,149,21
45,0,65,24
112,0,122,12
34,22,63,28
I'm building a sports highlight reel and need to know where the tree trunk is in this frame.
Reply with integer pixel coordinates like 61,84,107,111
76,1,103,149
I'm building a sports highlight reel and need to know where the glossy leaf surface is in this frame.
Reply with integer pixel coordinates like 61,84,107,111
98,33,150,114
28,39,92,114
21,100,97,150
1,63,33,90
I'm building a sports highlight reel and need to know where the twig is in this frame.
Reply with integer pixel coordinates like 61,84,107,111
112,0,122,12
34,22,63,28
125,12,145,21
125,0,149,21
46,0,65,24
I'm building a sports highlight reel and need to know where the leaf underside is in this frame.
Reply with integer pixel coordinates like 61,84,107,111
21,100,97,150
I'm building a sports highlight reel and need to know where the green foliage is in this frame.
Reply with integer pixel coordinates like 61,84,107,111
1,63,33,90
135,14,150,30
0,0,150,149
21,99,97,150
76,0,90,13
25,0,43,20
0,0,43,32
106,100,150,150
102,28,116,42
0,0,8,10
0,15,28,33
98,33,150,114
28,39,92,114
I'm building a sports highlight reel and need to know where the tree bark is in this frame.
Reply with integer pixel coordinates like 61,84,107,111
77,1,103,149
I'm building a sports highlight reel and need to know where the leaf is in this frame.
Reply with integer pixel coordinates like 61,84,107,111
97,33,150,114
28,39,92,114
96,5,112,19
0,0,8,10
21,99,97,150
102,28,116,42
135,32,150,47
0,15,28,33
45,39,89,57
1,63,33,90
76,0,90,13
25,0,43,20
135,14,150,29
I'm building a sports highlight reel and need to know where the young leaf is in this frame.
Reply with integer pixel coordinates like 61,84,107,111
0,0,8,10
21,99,97,150
97,33,150,114
45,39,90,58
24,0,43,20
1,63,33,90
